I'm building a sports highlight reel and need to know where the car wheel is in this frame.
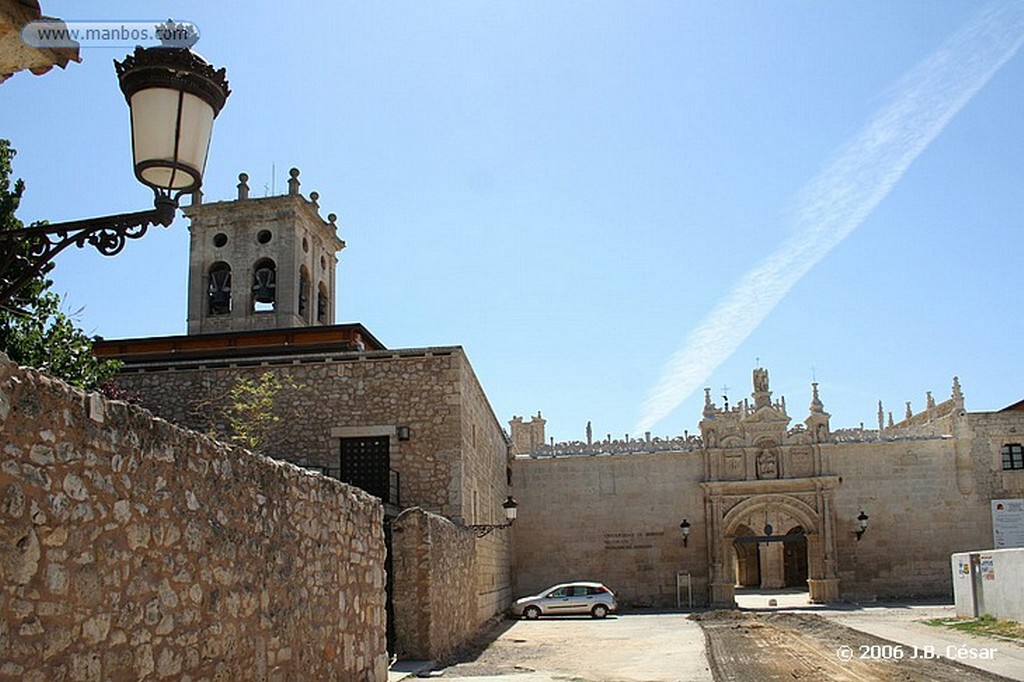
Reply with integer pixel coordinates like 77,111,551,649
591,604,609,619
523,606,541,620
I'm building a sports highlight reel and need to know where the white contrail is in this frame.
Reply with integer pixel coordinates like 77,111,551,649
634,1,1024,434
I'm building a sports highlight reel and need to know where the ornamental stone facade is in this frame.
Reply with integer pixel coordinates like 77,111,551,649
511,368,1024,609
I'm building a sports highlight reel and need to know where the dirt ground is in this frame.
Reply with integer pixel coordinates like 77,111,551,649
695,610,1012,682
433,610,1017,681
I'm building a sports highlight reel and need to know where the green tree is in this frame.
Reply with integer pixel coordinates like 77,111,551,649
224,372,287,453
0,139,121,390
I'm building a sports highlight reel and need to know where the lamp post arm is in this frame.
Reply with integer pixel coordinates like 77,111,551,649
0,195,177,310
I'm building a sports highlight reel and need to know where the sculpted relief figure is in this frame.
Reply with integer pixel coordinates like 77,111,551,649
756,446,780,479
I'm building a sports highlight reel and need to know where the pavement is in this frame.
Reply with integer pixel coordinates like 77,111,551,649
390,590,1024,681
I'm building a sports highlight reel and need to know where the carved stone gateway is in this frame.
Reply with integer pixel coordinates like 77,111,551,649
702,479,841,607
699,368,840,607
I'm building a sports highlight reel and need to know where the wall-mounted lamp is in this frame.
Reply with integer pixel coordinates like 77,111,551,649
680,518,692,547
855,510,870,541
468,496,519,538
0,23,230,311
396,426,411,441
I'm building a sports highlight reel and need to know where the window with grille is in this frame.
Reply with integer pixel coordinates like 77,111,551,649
1002,443,1024,470
340,436,391,499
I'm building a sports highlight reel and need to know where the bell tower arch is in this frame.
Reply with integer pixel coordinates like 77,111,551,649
184,167,345,334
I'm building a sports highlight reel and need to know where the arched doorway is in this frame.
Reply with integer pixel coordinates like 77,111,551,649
703,487,840,607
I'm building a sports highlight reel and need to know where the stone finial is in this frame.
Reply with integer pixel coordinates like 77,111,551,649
809,382,824,415
905,402,913,420
288,167,300,195
952,376,964,408
877,401,885,432
703,388,717,418
237,172,249,200
310,191,319,208
586,421,592,446
888,412,894,428
328,213,337,229
926,391,936,410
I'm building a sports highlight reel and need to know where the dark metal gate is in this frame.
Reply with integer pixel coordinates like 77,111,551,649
339,435,391,500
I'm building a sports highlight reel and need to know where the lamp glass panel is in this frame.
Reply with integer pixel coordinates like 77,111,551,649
130,87,214,190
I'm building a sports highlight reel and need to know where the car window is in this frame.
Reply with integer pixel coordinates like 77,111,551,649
587,586,607,595
569,586,588,596
548,587,568,598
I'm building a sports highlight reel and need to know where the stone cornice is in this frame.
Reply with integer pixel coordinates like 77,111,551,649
700,475,841,496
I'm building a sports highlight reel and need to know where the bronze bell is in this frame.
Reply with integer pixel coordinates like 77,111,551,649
253,266,276,304
208,268,231,314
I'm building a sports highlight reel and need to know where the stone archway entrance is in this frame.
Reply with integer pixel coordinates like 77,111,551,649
731,523,809,591
702,479,841,607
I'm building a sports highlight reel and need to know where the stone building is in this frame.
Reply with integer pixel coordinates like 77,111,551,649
89,166,1024,639
511,369,1024,608
94,172,516,661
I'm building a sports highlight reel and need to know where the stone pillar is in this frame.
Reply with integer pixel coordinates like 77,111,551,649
805,534,840,603
758,542,785,589
708,499,736,608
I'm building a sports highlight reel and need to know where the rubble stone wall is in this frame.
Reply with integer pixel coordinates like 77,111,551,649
0,357,388,681
112,348,481,519
390,508,477,663
110,347,518,631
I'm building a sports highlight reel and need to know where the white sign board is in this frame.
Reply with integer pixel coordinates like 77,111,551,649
992,499,1024,549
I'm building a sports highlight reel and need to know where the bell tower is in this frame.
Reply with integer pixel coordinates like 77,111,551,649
183,168,345,334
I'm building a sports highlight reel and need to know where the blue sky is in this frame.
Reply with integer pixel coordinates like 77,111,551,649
4,1,1023,443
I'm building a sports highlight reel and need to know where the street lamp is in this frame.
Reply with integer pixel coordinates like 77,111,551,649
468,496,519,538
680,518,692,547
0,29,230,310
855,510,870,541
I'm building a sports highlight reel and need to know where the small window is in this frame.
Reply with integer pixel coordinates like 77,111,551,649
213,233,228,248
257,229,272,244
1002,443,1024,470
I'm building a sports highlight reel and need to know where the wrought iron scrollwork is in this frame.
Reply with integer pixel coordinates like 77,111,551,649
0,193,179,311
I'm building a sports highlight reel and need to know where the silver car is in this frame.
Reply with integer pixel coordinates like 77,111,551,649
512,582,617,619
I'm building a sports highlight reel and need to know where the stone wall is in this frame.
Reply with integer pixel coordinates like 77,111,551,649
511,415,1022,606
827,438,991,600
111,347,504,521
512,452,708,607
0,356,388,681
456,358,516,620
106,345,517,649
390,508,477,662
